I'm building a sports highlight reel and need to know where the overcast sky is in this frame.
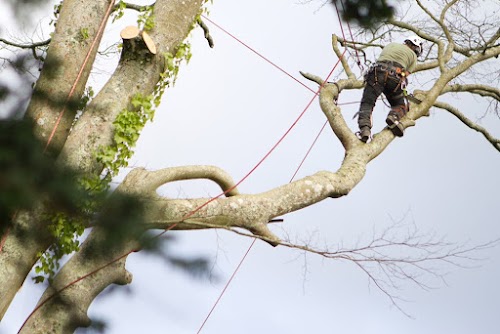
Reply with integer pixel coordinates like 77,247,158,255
1,0,500,333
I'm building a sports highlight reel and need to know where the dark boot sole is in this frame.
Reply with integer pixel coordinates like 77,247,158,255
386,117,404,137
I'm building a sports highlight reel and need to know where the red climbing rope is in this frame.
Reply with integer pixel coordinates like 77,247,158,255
195,52,345,333
288,120,329,183
339,0,363,71
195,2,355,331
196,238,257,334
201,15,316,94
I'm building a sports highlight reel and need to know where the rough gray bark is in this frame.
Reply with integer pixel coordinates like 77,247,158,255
25,0,115,155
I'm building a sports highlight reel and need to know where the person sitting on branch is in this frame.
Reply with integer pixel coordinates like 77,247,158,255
356,36,423,143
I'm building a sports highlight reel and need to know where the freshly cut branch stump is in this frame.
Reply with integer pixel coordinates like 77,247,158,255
120,26,157,55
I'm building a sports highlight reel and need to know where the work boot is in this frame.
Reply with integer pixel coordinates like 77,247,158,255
358,126,371,143
386,113,404,137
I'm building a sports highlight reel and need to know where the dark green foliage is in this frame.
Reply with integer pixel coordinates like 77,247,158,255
3,0,52,22
167,256,213,280
0,119,87,233
90,193,147,255
332,0,395,28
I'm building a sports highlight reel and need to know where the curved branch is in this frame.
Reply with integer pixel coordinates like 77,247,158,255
433,101,500,152
319,80,364,150
133,150,375,238
300,71,324,86
300,73,362,149
121,166,240,196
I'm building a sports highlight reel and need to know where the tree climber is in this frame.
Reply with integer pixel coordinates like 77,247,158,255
356,36,423,143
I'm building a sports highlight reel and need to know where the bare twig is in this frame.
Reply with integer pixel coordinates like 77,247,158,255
433,100,500,152
0,37,51,49
200,219,500,315
112,1,150,12
442,83,500,100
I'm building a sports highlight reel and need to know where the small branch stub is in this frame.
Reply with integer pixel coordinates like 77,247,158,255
120,26,156,55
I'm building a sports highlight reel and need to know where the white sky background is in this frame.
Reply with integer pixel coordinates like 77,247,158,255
1,0,500,333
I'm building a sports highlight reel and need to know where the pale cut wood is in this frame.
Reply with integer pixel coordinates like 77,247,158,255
141,31,157,54
120,25,140,39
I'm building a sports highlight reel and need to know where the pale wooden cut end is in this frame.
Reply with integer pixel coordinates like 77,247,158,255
120,26,140,39
141,31,157,55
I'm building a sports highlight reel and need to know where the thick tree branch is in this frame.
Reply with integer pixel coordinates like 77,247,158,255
433,101,500,152
319,80,364,150
483,28,500,51
300,73,361,149
125,147,374,237
19,227,136,334
25,0,115,156
0,208,53,320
